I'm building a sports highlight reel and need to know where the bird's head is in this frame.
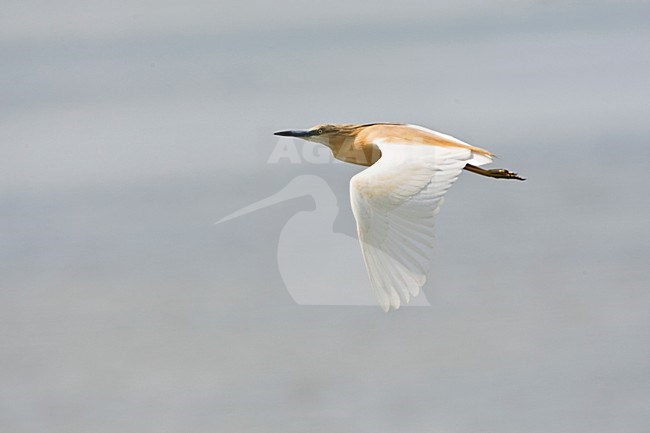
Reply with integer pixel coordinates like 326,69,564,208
274,124,357,147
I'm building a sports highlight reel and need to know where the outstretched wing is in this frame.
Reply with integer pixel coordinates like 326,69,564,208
350,140,490,311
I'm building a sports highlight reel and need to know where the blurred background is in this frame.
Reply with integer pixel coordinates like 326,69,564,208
2,1,649,432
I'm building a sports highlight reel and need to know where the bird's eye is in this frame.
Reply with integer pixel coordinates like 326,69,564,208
317,129,324,135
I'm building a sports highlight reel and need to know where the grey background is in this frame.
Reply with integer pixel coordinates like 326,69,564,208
2,1,649,432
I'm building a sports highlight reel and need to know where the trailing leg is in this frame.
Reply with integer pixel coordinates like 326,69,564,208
464,164,525,181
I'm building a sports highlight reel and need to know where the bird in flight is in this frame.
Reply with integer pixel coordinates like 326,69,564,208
274,123,524,312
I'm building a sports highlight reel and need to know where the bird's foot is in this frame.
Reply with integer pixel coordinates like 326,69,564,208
486,169,526,181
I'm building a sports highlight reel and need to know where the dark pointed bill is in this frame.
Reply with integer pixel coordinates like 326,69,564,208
273,129,312,137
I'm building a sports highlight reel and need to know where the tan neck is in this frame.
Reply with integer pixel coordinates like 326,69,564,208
327,132,381,167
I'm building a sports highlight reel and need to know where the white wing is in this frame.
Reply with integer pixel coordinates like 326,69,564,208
350,141,490,311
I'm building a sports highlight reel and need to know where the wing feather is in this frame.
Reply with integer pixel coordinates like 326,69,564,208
350,141,488,311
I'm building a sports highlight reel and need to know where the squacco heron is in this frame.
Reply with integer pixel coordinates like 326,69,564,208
274,123,524,312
